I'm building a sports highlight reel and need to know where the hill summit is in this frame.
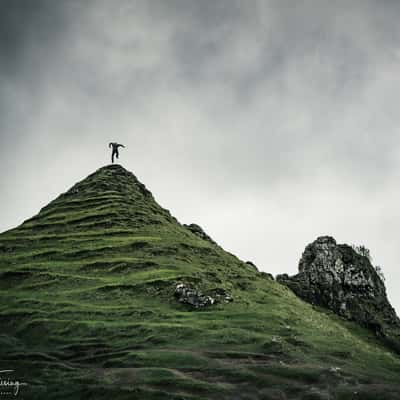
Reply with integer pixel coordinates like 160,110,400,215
24,164,177,232
1,165,400,399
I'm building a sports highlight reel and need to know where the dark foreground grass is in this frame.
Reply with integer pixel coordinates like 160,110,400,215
0,165,399,399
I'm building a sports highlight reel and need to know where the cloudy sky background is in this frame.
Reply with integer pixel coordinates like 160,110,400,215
1,0,400,311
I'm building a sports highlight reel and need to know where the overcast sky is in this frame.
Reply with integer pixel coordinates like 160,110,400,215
1,0,400,312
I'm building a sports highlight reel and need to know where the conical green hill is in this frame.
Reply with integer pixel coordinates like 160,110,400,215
1,165,399,399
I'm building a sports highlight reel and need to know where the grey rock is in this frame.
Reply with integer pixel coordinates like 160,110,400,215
277,236,400,353
174,283,214,308
174,283,233,308
209,287,234,303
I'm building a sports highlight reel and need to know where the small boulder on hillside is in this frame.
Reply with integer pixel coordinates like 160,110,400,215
245,261,275,279
183,223,217,245
245,261,259,271
260,271,275,280
174,283,214,308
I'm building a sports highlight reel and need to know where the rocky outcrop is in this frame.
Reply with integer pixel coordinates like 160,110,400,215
183,224,217,245
244,261,276,279
245,261,259,271
260,271,275,280
277,236,400,353
174,283,233,308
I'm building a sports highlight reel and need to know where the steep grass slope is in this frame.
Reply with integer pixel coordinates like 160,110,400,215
0,165,399,399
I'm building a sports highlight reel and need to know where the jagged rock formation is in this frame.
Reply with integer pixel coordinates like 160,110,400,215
277,236,400,352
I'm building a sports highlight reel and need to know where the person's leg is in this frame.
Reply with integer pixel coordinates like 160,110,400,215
112,150,115,163
116,149,119,159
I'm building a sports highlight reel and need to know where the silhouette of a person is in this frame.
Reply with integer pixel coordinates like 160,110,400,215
109,142,125,164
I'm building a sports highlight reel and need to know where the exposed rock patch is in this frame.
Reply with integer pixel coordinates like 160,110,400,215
174,283,232,308
277,236,400,353
209,287,234,303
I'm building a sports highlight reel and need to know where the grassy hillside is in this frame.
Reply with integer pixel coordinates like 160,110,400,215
0,164,399,399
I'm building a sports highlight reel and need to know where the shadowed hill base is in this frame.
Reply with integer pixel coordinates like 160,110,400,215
0,165,399,399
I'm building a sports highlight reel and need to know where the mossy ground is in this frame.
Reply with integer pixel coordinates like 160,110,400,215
0,165,399,399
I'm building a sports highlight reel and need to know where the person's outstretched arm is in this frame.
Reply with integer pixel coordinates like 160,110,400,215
117,144,125,148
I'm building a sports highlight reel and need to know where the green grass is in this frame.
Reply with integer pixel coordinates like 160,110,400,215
0,164,399,399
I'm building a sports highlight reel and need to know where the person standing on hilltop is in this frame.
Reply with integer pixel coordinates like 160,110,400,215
109,142,125,164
